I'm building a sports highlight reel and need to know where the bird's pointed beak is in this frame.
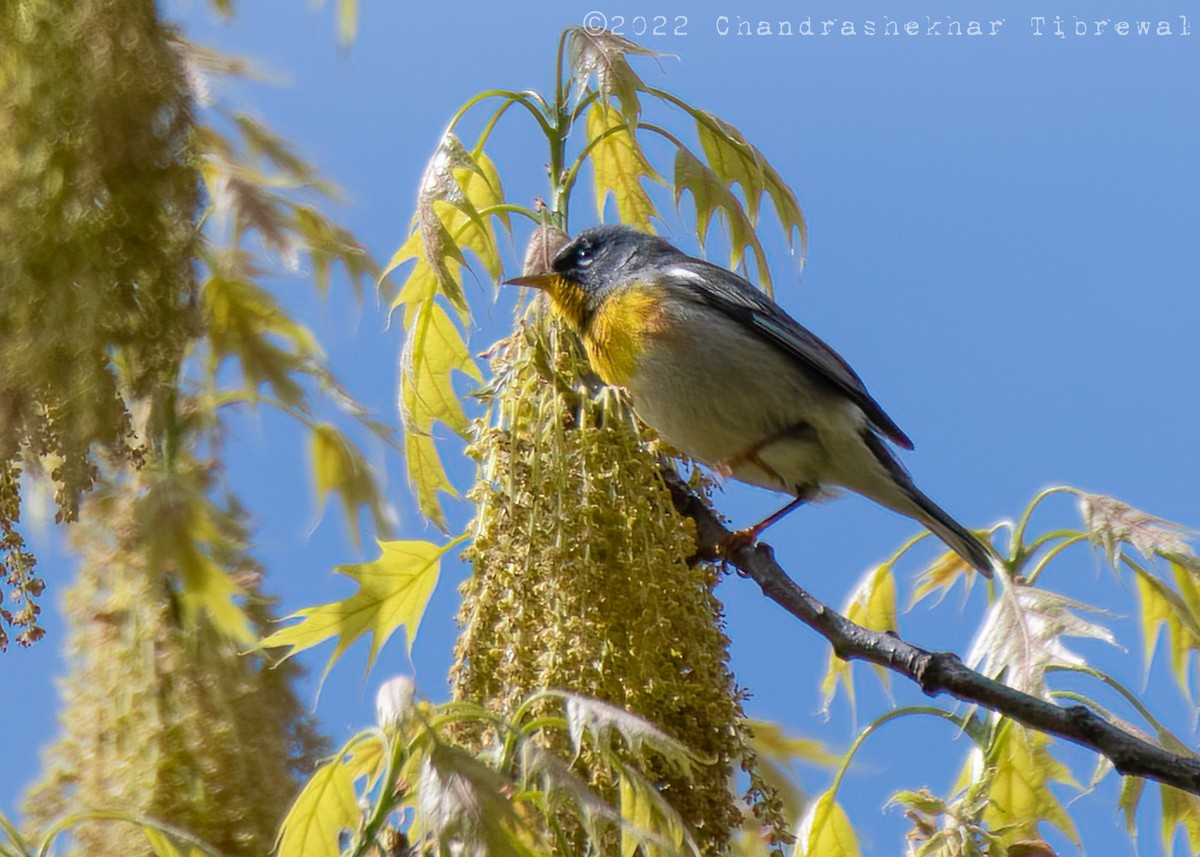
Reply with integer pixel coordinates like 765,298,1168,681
504,272,558,290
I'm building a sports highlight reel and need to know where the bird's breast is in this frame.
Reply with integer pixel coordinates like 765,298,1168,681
583,284,671,387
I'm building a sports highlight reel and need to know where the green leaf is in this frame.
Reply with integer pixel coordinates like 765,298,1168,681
796,791,860,857
695,112,766,221
616,762,696,857
138,474,253,645
398,299,480,526
385,229,438,327
587,102,660,232
276,747,362,857
202,268,320,408
821,562,897,712
261,539,453,677
979,722,1079,848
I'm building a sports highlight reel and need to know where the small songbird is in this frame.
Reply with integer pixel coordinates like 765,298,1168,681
507,224,995,573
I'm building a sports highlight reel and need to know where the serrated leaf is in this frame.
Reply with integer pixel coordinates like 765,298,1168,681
415,744,540,857
673,146,771,290
294,205,377,297
978,723,1079,848
1134,568,1200,700
696,112,766,221
1079,492,1198,567
309,423,385,548
566,27,657,115
1118,776,1145,840
588,102,661,232
176,546,254,645
910,549,975,608
401,300,480,435
405,432,456,531
276,749,361,857
385,229,439,327
202,269,320,408
617,762,697,857
1161,783,1200,857
565,693,701,772
967,570,1116,698
795,791,860,857
691,117,772,285
261,539,450,678
821,563,897,712
138,475,253,645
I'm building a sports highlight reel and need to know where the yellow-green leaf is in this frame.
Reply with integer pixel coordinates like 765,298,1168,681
910,548,974,608
261,539,453,677
276,749,361,857
1161,783,1200,857
336,0,357,47
588,102,660,233
1118,776,1144,839
1135,569,1200,700
821,563,897,711
696,111,766,221
309,423,385,548
980,722,1079,848
796,791,860,857
176,545,253,645
401,299,481,436
673,146,772,290
405,431,456,532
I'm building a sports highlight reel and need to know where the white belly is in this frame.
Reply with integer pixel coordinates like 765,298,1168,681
623,302,871,496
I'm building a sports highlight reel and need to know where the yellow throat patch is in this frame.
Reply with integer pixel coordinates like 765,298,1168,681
543,277,665,387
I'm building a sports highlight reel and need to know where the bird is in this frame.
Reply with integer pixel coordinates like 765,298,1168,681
506,224,995,574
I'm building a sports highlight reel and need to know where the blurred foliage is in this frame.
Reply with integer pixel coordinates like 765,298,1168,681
20,454,328,856
0,0,390,647
0,0,200,646
275,685,718,857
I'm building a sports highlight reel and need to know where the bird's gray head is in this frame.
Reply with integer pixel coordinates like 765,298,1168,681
506,225,683,331
551,225,681,295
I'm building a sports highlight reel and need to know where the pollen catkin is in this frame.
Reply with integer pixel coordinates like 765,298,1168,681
453,305,745,853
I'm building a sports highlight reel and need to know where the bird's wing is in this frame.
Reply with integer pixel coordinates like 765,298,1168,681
667,259,914,450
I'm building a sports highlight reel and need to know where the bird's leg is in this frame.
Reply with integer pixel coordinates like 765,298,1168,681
720,490,814,558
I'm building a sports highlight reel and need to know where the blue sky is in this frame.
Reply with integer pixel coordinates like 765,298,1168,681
2,1,1198,854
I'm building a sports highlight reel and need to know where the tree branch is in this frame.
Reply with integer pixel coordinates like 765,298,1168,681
662,472,1200,797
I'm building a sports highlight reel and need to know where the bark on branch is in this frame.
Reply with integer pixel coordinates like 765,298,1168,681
662,472,1200,798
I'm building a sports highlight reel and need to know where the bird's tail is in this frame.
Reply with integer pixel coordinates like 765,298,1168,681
904,486,997,574
857,433,998,575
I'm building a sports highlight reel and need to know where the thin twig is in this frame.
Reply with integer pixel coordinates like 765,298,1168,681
661,471,1200,798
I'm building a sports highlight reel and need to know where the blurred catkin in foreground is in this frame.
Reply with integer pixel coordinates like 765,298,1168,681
0,0,200,647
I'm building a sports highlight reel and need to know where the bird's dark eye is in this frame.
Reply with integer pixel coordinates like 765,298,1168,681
575,243,594,267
